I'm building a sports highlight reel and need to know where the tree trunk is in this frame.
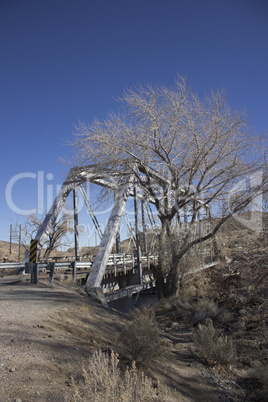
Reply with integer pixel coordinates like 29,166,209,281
158,221,180,298
156,272,166,299
156,228,165,299
165,267,179,297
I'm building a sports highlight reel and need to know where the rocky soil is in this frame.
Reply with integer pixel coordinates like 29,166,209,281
0,213,267,401
0,275,246,402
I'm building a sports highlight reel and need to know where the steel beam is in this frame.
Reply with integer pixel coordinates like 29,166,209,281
73,187,80,261
134,183,143,284
141,200,147,253
23,172,75,262
85,175,134,288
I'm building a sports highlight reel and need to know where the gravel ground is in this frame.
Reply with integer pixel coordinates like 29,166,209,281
0,276,241,402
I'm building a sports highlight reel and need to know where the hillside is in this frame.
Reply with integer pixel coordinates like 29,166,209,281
1,211,267,263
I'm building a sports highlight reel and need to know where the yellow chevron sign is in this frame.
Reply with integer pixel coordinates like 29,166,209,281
29,239,38,263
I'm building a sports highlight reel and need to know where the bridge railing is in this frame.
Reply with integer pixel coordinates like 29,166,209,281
0,256,219,301
0,253,158,277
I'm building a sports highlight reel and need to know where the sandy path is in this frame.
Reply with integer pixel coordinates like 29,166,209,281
0,277,125,401
0,276,240,401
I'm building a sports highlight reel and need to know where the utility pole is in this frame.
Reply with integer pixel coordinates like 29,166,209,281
18,224,21,260
9,224,12,255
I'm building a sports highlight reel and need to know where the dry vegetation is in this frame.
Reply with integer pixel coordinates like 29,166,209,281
119,307,166,366
156,223,268,401
191,318,237,368
0,213,267,400
73,349,176,401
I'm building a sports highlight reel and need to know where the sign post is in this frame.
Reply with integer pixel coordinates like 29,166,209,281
29,239,38,283
29,239,38,263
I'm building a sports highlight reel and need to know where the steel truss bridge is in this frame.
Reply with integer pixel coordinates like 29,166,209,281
0,252,160,302
18,164,214,302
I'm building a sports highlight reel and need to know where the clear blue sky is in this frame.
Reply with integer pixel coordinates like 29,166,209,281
1,0,268,246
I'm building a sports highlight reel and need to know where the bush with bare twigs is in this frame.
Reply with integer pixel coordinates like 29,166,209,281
72,348,177,401
119,307,166,366
192,318,236,368
158,295,220,326
256,363,268,400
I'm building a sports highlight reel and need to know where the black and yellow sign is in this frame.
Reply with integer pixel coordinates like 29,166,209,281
29,239,38,263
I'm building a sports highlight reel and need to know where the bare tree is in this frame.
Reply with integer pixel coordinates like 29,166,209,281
19,210,73,258
71,76,268,297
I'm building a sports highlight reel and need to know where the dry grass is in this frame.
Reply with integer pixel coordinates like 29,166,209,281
159,296,220,326
256,363,268,400
190,299,220,325
72,348,178,401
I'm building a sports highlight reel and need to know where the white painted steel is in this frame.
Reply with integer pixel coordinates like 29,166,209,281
85,175,135,287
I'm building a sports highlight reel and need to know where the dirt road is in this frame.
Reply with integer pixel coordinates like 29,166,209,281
0,276,240,401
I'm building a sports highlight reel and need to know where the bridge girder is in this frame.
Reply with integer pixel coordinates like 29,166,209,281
24,164,209,291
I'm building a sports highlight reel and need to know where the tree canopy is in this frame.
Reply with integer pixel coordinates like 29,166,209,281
71,76,268,296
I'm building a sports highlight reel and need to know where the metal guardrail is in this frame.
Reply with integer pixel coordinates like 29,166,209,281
0,262,25,270
0,255,218,276
0,253,158,273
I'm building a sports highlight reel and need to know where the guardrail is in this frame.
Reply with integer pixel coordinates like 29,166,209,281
0,262,25,270
0,255,218,277
0,253,158,291
0,253,158,274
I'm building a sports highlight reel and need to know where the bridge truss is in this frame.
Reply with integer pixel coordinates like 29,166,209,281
24,164,211,294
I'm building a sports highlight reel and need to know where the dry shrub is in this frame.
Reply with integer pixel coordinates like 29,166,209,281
191,299,219,325
119,307,166,366
257,363,268,400
237,363,268,401
72,348,177,401
191,318,236,368
159,296,219,325
252,363,268,400
176,297,219,325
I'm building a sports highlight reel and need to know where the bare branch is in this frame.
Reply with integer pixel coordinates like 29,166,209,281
69,75,268,297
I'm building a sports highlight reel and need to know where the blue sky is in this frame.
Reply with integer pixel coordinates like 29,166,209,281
1,0,268,247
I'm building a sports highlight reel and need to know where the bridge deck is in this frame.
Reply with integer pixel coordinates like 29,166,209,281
0,256,219,301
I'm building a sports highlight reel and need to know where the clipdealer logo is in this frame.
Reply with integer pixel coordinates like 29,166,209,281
5,170,265,235
5,170,111,218
5,171,61,215
228,170,263,232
